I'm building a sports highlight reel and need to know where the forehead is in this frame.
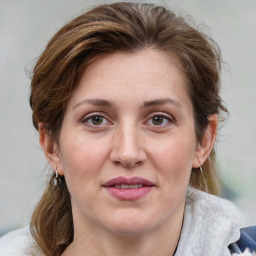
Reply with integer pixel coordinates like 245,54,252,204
68,49,191,110
83,49,185,83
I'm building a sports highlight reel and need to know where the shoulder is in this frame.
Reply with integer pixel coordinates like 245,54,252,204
229,226,256,255
0,226,36,256
186,186,241,219
177,187,242,255
185,187,256,255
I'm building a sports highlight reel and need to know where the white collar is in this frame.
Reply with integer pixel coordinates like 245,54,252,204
175,187,243,256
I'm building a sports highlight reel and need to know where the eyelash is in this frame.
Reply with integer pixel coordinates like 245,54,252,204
81,112,174,128
81,113,111,127
145,113,174,128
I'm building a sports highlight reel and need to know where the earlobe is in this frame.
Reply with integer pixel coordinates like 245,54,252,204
192,114,218,168
38,123,64,175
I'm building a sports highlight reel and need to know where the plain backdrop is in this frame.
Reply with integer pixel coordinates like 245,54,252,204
0,0,255,235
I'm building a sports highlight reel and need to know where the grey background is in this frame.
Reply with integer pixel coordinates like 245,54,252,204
0,0,255,235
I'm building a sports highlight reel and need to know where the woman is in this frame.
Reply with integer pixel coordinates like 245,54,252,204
0,2,255,256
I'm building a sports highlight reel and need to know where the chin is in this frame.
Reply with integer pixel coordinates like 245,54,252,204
103,209,162,236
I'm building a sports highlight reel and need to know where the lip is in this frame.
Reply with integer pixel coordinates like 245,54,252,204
103,176,154,187
103,176,155,200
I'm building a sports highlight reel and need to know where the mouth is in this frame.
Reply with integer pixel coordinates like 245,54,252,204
103,176,155,200
103,176,154,188
112,184,144,189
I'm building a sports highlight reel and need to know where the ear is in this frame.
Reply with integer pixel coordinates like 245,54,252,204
192,114,218,168
39,123,64,175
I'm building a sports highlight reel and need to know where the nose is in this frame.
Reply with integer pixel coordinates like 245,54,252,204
110,123,147,168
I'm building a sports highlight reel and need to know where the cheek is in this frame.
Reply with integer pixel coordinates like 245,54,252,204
148,134,196,179
59,136,110,208
58,133,111,186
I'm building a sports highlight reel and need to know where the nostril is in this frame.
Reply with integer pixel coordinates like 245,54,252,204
113,160,122,166
113,160,143,168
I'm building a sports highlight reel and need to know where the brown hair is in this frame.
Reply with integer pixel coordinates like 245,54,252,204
30,2,227,255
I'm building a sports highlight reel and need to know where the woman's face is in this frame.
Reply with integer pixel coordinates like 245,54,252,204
53,49,201,235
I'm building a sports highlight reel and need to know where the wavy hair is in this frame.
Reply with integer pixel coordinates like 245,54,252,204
30,2,227,255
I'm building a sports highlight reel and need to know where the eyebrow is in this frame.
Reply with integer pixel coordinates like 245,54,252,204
143,98,182,108
72,97,182,110
72,99,113,110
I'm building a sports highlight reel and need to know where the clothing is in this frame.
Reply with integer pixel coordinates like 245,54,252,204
229,226,256,254
0,187,254,256
0,226,36,256
175,187,255,256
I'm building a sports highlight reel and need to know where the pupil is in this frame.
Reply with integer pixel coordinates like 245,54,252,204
92,116,103,125
153,116,163,125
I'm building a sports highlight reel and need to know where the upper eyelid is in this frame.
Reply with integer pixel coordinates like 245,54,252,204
81,112,110,121
80,114,112,127
81,114,112,127
146,112,174,121
80,111,175,123
142,115,174,129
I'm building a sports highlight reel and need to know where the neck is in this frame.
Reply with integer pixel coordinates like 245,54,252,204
63,202,185,256
64,228,181,256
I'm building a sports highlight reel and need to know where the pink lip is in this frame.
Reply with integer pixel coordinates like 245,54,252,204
103,176,155,200
103,176,154,187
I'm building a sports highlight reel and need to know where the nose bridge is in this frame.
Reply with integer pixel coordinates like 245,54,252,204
110,120,145,167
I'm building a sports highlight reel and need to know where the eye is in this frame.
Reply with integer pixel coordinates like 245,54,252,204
89,116,105,125
151,116,166,125
146,114,173,127
82,114,111,127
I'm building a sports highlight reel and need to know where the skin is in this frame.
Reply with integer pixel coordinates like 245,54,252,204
39,49,217,256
